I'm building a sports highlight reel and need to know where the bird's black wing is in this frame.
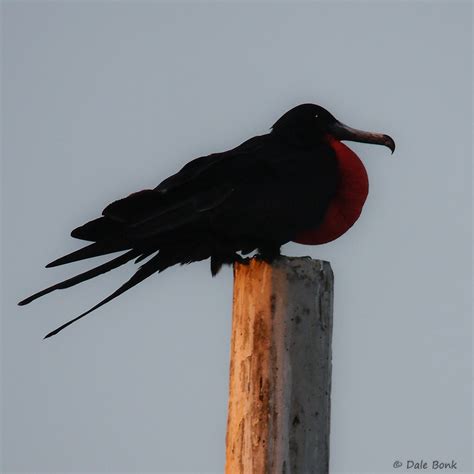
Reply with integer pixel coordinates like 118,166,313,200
154,135,265,194
71,135,270,243
52,131,335,261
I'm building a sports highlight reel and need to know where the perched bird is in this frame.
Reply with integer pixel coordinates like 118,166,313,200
19,103,395,338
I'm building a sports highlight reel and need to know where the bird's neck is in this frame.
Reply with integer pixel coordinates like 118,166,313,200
271,125,326,149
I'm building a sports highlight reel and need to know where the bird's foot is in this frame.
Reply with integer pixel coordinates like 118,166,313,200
255,254,278,265
256,246,281,265
232,253,246,264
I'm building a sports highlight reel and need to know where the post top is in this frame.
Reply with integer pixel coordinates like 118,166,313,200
235,256,333,283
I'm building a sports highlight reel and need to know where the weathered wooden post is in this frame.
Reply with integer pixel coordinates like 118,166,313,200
225,256,334,474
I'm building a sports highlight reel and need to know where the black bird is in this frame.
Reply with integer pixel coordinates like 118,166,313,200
19,103,395,338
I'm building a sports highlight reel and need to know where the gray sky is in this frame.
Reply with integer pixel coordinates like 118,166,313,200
2,1,472,473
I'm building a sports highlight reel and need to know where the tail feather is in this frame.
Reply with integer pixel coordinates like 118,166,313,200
71,217,123,242
18,250,139,306
43,252,165,339
46,241,129,268
134,251,156,264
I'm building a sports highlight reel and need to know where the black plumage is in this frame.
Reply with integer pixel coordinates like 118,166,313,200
19,103,394,338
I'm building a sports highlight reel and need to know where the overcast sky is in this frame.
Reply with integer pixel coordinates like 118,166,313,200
2,1,472,473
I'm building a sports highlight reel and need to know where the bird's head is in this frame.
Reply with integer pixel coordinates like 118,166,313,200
272,103,395,153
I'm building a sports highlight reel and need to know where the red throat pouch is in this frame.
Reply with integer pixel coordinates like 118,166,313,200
293,138,369,245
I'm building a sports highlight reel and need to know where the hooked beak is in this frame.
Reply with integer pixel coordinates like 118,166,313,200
329,121,395,154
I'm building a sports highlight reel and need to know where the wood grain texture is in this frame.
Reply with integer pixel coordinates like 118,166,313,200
225,256,334,474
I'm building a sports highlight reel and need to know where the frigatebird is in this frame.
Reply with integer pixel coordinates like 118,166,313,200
19,104,395,338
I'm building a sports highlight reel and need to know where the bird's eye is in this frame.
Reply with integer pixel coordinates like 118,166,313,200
315,114,319,118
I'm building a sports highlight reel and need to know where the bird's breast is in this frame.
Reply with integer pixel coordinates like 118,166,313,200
293,138,369,245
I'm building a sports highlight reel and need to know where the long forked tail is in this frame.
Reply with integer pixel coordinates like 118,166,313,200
18,249,139,306
42,252,166,339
